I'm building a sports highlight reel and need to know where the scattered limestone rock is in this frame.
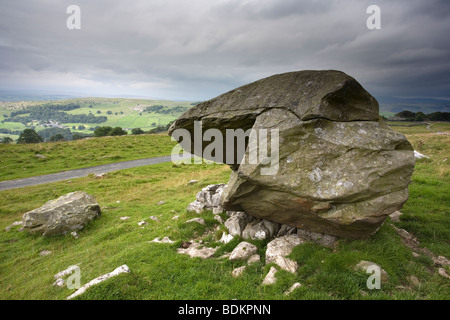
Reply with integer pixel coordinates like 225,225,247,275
265,234,304,265
177,242,216,259
434,255,450,267
5,221,22,231
120,216,130,221
53,265,79,287
186,201,206,214
224,211,254,237
389,211,403,222
414,150,430,160
71,231,79,239
407,275,420,288
232,266,246,278
229,241,258,261
296,229,337,248
188,180,198,185
22,191,101,237
149,216,159,222
284,282,302,295
274,256,298,274
438,268,450,279
277,224,297,237
157,201,166,205
138,221,148,227
185,218,206,225
393,225,450,268
247,254,261,264
186,184,227,214
95,173,107,178
149,237,175,244
219,232,234,244
66,265,130,300
242,219,281,240
262,267,278,285
39,250,53,256
214,215,224,224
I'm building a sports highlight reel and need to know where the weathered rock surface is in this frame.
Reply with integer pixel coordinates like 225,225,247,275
171,70,415,239
176,242,217,259
229,241,258,261
22,191,101,236
187,184,226,214
265,234,304,265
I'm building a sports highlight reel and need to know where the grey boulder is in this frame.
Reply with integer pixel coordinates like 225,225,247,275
22,191,101,236
170,70,415,239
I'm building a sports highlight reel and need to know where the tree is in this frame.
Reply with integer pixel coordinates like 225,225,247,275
78,125,86,130
131,128,145,135
1,137,13,144
395,110,415,120
49,134,65,142
106,111,113,115
415,112,426,122
72,134,83,140
17,129,44,144
94,126,113,137
96,110,102,114
109,127,128,136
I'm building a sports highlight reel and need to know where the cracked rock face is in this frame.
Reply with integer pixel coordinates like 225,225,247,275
170,70,415,239
22,191,101,236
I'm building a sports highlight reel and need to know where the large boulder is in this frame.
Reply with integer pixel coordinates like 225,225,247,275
170,70,415,239
22,191,101,236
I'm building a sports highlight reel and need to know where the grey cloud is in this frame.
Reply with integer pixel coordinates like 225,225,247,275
0,0,449,100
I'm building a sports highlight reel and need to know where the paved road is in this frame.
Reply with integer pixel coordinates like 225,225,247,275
0,155,187,191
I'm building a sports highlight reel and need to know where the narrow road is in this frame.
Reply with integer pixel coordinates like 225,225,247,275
0,154,189,191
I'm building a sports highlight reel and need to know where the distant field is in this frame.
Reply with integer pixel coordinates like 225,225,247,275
0,97,195,139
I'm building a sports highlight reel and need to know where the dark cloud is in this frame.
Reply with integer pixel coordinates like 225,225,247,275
0,0,449,100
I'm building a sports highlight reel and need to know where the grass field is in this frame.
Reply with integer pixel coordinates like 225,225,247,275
0,123,449,300
0,133,177,181
0,97,193,138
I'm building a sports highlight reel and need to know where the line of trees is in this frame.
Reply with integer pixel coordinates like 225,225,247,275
5,104,107,125
144,105,188,114
2,122,174,144
394,110,450,122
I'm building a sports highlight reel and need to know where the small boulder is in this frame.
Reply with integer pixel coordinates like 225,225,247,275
262,267,278,285
265,234,304,265
224,211,254,237
232,266,246,278
185,218,206,225
229,241,258,261
22,191,100,237
177,242,216,259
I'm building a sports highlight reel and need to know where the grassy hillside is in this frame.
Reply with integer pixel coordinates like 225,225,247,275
0,133,177,181
0,124,448,300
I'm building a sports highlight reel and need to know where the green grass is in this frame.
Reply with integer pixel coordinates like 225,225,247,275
0,125,449,300
0,133,177,181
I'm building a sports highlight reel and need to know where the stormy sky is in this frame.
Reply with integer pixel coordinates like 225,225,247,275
0,0,449,101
